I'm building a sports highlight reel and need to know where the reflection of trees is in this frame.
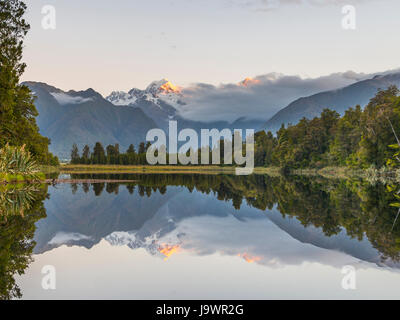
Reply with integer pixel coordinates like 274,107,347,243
0,185,47,299
0,185,44,219
71,173,400,262
267,177,400,262
93,183,104,196
106,183,119,194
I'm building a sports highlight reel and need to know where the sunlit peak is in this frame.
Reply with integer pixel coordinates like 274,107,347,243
159,79,181,94
239,77,261,87
238,253,261,263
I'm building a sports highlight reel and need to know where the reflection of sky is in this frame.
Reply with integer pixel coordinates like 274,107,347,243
16,240,400,299
16,184,400,299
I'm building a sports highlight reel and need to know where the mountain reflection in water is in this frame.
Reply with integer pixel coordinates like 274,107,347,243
2,173,400,299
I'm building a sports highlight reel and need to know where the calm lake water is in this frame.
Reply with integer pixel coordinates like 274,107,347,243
2,173,400,299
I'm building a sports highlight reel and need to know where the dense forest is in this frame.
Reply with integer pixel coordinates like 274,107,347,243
70,142,152,165
0,0,58,165
70,140,237,166
254,86,400,170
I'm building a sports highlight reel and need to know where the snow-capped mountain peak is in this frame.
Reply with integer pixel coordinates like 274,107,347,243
146,78,181,95
106,91,137,106
105,79,184,113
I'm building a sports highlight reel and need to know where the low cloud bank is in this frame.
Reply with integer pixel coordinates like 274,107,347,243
177,71,381,122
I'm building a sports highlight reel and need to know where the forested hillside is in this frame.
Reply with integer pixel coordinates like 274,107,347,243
255,86,400,169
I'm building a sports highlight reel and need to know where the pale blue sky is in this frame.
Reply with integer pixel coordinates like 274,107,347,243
21,0,400,95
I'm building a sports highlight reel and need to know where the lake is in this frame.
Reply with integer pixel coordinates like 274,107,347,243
2,173,400,299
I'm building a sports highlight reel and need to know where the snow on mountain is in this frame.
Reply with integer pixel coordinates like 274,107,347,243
106,78,185,111
105,230,182,259
146,79,180,95
105,231,137,247
148,79,185,109
106,91,137,106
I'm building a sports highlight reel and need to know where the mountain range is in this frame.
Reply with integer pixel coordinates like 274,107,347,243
25,79,266,159
24,71,400,159
25,82,158,159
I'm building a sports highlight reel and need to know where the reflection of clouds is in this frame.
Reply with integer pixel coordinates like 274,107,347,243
157,214,359,268
105,212,358,268
49,232,93,245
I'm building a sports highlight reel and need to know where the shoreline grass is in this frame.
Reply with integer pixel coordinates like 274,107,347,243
60,164,363,178
60,164,400,182
292,167,366,179
1,163,396,184
0,172,46,184
0,166,60,184
60,164,241,175
39,165,60,175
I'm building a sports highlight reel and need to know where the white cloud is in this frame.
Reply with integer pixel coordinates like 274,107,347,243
49,232,93,245
177,70,381,122
50,92,94,105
